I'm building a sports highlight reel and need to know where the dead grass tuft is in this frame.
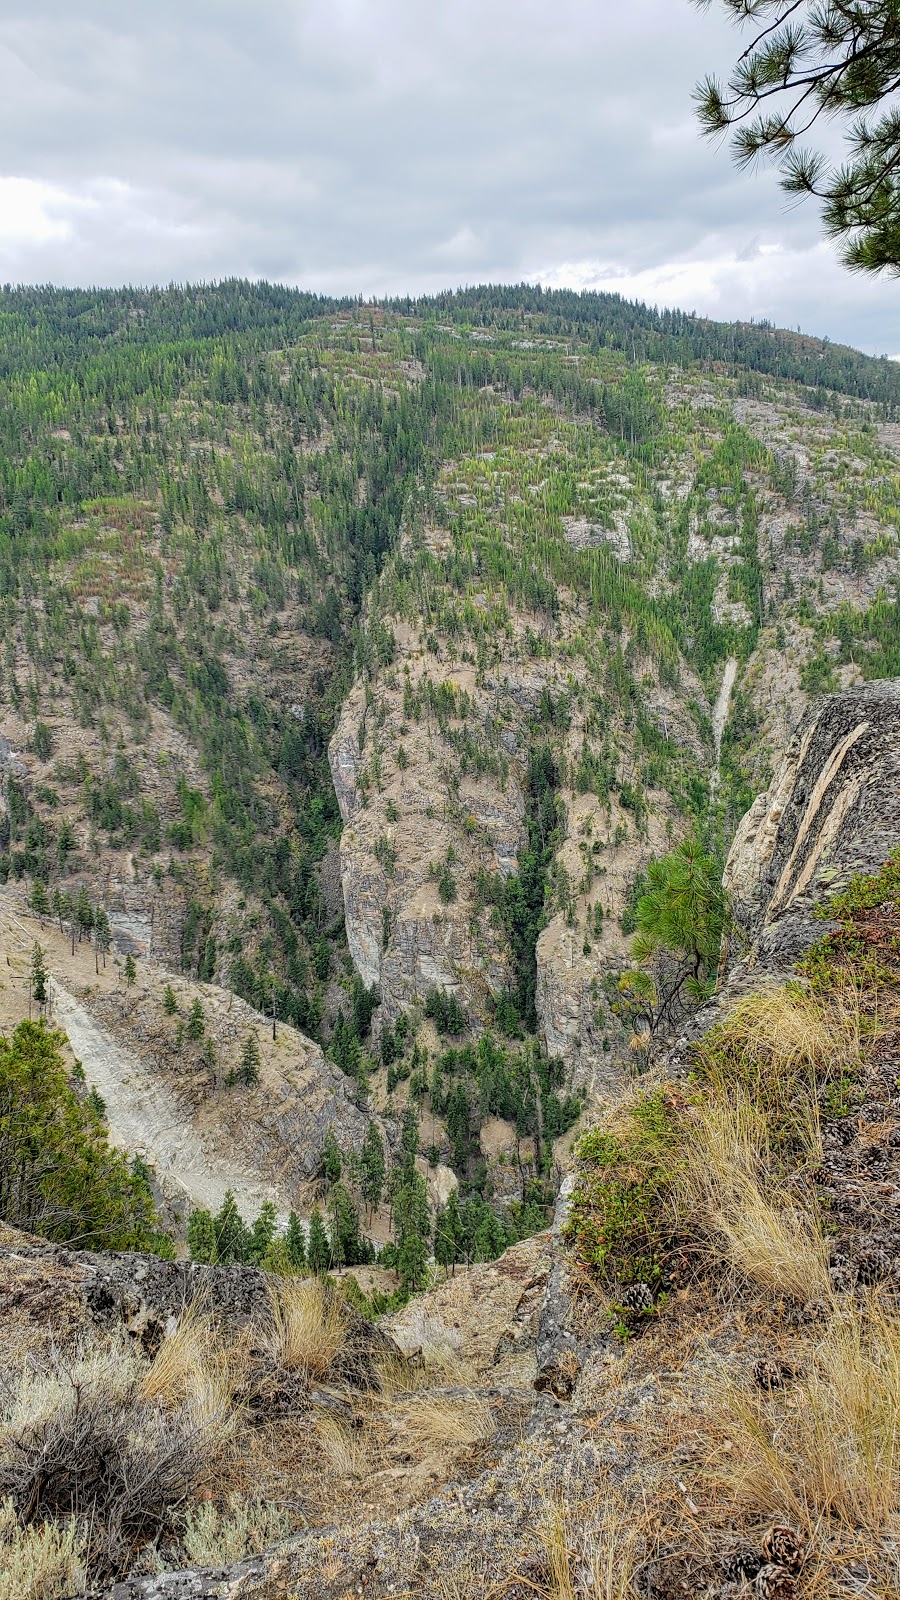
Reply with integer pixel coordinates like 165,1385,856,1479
680,1088,831,1302
406,1393,495,1450
699,982,865,1091
716,1296,900,1529
315,1415,369,1479
140,1302,238,1428
267,1277,347,1381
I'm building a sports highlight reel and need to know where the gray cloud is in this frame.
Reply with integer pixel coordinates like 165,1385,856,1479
1,0,898,352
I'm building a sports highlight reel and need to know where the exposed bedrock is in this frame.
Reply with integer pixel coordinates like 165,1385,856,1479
724,677,900,977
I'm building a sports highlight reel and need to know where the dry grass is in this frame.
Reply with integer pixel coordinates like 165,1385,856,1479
315,1415,369,1479
701,982,866,1090
0,1499,84,1600
140,1302,238,1429
681,1088,831,1302
267,1277,347,1381
374,1344,469,1400
405,1393,495,1450
716,1297,900,1529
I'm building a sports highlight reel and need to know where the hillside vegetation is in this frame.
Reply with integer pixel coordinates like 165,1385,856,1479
2,282,900,1260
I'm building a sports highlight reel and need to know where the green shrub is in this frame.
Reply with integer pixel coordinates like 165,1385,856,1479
564,1090,681,1290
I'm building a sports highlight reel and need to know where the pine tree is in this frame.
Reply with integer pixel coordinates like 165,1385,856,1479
285,1210,307,1271
394,1167,430,1291
249,1200,277,1264
213,1189,249,1264
29,881,50,925
236,1031,261,1087
360,1121,386,1218
307,1205,330,1272
93,907,111,973
434,1188,462,1272
321,1125,342,1184
30,943,49,1015
186,997,205,1040
123,953,137,987
74,886,94,943
162,984,178,1016
328,1181,361,1269
187,1207,218,1263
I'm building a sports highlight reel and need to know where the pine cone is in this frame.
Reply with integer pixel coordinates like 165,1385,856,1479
753,1359,795,1392
828,1257,858,1293
619,1280,653,1313
755,1565,796,1600
761,1525,806,1573
720,1541,762,1582
856,1245,891,1285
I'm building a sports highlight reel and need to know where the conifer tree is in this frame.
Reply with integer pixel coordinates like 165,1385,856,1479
307,1205,330,1272
186,997,205,1040
249,1200,277,1264
236,1031,261,1087
30,880,50,925
360,1121,386,1218
30,942,49,1015
187,1206,217,1263
321,1125,342,1184
285,1210,307,1271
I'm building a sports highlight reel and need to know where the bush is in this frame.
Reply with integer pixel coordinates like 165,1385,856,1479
564,1090,681,1291
0,1499,84,1600
180,1496,291,1568
0,1330,231,1582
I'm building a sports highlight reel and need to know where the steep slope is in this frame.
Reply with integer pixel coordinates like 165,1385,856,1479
0,892,376,1224
81,678,900,1600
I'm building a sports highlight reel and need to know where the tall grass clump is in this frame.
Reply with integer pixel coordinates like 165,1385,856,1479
266,1276,347,1380
717,1298,900,1528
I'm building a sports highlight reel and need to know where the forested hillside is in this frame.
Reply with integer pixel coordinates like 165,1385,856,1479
2,279,900,1246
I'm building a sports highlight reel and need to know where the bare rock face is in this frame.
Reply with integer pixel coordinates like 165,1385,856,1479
724,679,900,975
328,617,710,1100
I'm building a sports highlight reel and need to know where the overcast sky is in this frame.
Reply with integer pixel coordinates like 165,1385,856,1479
2,0,899,354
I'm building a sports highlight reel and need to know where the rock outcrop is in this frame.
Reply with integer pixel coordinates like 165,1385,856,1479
724,678,900,976
328,607,711,1100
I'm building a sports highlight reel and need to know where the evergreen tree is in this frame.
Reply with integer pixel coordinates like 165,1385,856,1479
74,886,94,943
187,1206,217,1263
93,906,111,973
307,1205,330,1272
360,1121,386,1218
236,1031,261,1087
434,1188,462,1272
212,1189,249,1264
285,1210,307,1271
328,1181,361,1269
30,942,49,1014
162,983,178,1016
321,1125,342,1184
29,881,50,925
123,953,137,988
0,1019,168,1251
249,1200,277,1264
186,997,205,1040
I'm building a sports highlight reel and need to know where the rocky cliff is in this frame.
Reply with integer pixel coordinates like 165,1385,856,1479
723,677,900,978
328,584,710,1101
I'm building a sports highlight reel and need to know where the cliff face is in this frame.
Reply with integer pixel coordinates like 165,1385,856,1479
328,605,709,1100
724,678,900,976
